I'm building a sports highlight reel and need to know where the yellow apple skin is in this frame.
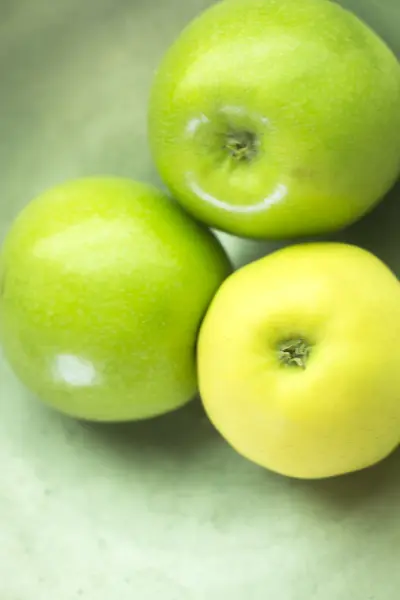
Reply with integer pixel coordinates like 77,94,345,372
198,243,400,479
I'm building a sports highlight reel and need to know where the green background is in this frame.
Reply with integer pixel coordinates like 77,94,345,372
0,1,399,598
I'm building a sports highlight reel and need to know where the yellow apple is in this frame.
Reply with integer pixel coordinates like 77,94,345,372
198,243,400,478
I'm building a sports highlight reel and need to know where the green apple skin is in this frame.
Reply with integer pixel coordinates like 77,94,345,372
148,0,400,239
0,178,231,421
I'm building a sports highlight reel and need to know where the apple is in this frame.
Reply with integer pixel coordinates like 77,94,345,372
148,0,400,239
198,243,400,479
0,177,231,421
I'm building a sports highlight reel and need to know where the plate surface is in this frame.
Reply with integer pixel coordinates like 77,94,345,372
1,1,399,598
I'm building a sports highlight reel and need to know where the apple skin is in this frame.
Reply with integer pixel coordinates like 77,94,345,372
149,0,400,239
198,243,400,479
0,178,231,421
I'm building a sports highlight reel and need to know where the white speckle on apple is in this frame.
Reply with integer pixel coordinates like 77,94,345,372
53,354,98,387
185,114,210,136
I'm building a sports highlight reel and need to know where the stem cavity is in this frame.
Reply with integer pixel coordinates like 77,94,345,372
225,130,258,162
278,338,311,370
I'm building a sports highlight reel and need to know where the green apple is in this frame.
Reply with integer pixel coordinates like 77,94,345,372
149,0,400,239
198,243,400,479
0,177,231,421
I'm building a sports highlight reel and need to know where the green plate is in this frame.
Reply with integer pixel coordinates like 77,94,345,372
1,1,399,598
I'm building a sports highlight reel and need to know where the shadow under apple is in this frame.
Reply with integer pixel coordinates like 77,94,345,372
288,445,400,513
333,179,400,276
215,179,400,274
77,395,221,466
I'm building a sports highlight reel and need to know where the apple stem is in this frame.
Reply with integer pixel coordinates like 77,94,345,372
278,338,311,369
225,131,258,161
